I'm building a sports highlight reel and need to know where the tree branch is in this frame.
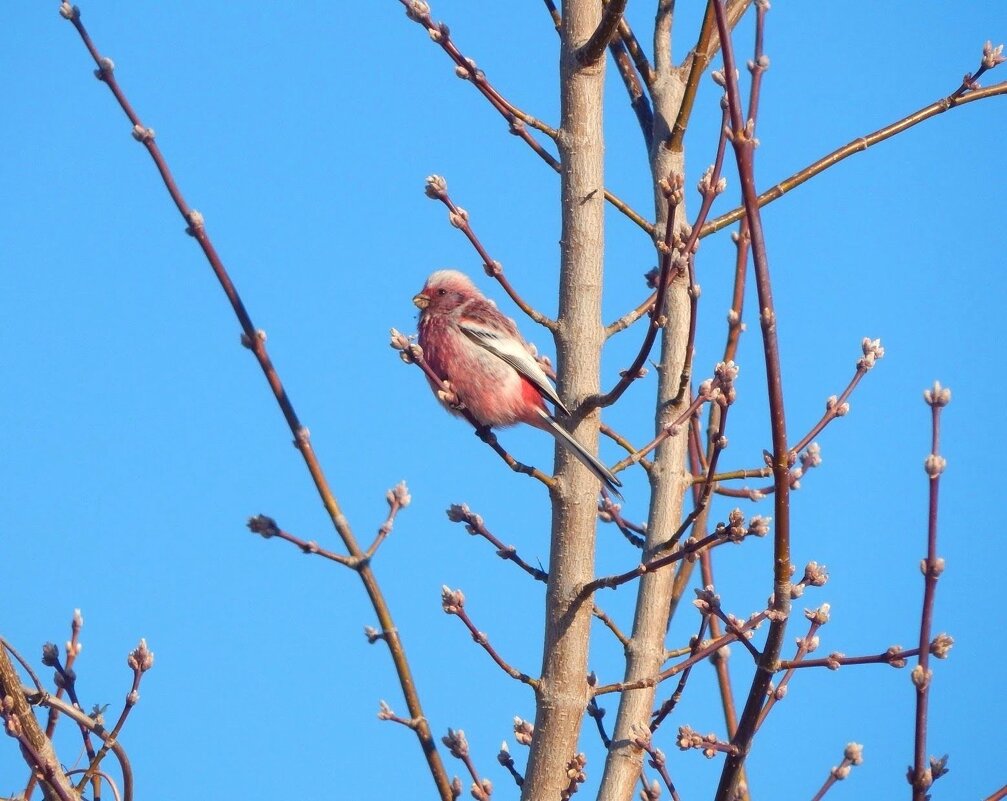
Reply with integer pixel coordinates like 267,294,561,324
577,0,629,65
57,6,453,797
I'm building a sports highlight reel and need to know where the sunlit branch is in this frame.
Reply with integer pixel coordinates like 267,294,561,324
424,176,556,329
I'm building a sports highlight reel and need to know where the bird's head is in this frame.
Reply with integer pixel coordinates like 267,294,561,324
413,269,478,316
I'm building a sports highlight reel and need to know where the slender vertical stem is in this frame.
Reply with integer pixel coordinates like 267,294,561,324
911,389,948,799
711,2,792,797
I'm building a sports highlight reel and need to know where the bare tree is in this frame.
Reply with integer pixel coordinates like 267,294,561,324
2,3,1005,801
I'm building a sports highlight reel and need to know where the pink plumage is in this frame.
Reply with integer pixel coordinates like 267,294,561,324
413,269,621,493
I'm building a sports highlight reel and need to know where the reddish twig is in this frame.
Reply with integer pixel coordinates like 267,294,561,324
778,644,925,671
676,724,740,758
632,730,683,801
56,7,454,796
708,20,793,787
589,174,684,410
788,338,885,457
365,483,412,560
442,728,493,801
447,504,548,581
594,610,769,696
910,382,952,800
754,605,829,732
247,516,355,567
701,51,1007,238
377,700,423,730
586,510,768,597
809,743,864,801
441,587,538,688
611,361,736,471
984,784,1007,801
402,0,655,236
650,615,709,732
424,176,555,329
74,640,153,794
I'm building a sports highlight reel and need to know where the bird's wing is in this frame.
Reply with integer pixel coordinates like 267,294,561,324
458,321,571,416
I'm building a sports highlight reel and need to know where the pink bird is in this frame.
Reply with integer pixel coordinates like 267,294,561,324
413,269,621,493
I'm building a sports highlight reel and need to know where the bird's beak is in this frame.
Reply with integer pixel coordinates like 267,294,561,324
413,293,430,309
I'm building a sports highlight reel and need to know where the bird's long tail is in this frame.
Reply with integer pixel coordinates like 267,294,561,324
535,408,623,496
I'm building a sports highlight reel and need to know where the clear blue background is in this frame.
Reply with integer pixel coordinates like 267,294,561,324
3,3,1005,799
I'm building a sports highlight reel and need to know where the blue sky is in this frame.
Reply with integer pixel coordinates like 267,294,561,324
3,3,1006,799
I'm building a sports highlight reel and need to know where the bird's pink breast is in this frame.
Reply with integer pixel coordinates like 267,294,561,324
418,316,544,428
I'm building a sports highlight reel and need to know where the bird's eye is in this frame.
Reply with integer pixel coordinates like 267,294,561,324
437,288,448,296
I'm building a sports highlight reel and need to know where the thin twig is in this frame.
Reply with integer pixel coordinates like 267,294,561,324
589,174,683,409
609,36,655,149
651,615,709,732
984,784,1007,801
701,79,1007,237
633,732,683,801
402,0,655,236
424,177,556,329
447,504,548,581
788,339,884,457
30,691,134,801
808,744,864,801
599,497,647,549
57,7,453,796
75,640,153,794
910,382,952,800
754,606,828,732
441,588,538,688
667,0,753,151
779,645,919,671
712,6,793,795
594,611,769,696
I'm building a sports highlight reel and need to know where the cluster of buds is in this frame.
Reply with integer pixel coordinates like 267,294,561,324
923,380,951,408
676,725,723,759
441,586,466,615
802,561,829,587
693,585,721,614
387,481,411,509
982,40,1006,69
831,742,865,780
513,717,534,746
127,638,155,673
442,728,470,759
564,753,588,792
857,337,885,371
471,778,493,800
447,503,484,535
804,603,830,627
697,164,728,197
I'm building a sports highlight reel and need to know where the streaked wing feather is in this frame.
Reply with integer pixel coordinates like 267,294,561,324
459,322,571,415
